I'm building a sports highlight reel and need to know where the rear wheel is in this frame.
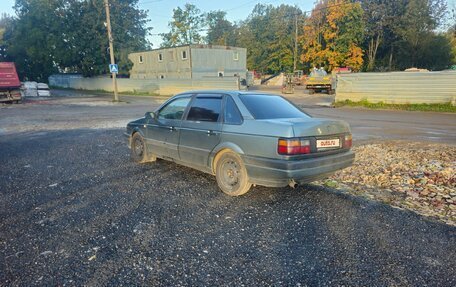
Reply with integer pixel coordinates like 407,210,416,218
131,133,156,163
215,151,252,196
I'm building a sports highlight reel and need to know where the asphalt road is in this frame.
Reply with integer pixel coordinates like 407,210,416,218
1,129,455,286
1,90,455,285
1,89,455,143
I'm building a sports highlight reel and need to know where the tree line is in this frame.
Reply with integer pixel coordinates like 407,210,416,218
0,0,150,81
163,0,455,73
0,0,455,81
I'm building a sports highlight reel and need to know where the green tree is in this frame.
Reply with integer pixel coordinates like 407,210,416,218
361,0,388,71
3,0,150,81
0,13,14,60
414,33,453,70
63,0,151,76
395,0,447,68
206,10,235,45
449,3,456,65
161,3,205,47
234,4,304,73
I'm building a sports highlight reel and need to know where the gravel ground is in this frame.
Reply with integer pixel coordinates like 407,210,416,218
1,129,455,286
322,142,456,226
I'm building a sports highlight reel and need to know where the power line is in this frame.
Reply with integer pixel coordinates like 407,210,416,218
224,0,259,12
138,0,165,4
145,1,357,36
141,1,356,22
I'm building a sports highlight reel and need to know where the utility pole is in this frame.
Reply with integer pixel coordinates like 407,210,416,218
104,0,119,102
294,13,298,72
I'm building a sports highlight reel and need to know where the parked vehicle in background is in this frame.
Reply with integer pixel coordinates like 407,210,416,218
0,62,22,103
305,67,335,95
37,83,51,97
125,91,354,196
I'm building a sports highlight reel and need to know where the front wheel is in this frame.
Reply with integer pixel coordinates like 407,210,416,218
131,133,155,163
215,151,252,196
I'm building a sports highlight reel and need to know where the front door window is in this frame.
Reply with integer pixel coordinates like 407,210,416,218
158,97,191,120
146,96,191,158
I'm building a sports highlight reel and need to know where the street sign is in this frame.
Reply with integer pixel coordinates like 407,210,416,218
109,64,118,73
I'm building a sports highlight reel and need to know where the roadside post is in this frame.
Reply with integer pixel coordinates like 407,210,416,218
104,0,119,102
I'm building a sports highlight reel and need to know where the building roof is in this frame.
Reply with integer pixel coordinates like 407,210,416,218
129,44,246,55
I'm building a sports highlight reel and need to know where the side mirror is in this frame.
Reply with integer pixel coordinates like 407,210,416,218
144,112,156,120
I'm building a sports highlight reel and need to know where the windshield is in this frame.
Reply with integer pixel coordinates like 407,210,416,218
239,94,310,120
310,69,327,77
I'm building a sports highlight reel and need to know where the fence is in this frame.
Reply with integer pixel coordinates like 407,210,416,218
49,74,241,95
335,71,456,105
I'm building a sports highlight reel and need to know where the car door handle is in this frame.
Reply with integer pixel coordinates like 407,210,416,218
207,130,217,136
169,126,176,131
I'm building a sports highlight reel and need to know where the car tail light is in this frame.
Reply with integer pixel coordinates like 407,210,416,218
278,139,311,155
344,134,352,148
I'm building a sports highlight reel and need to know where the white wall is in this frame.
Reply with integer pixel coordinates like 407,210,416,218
335,71,456,105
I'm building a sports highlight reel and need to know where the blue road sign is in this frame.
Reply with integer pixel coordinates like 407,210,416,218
109,64,118,73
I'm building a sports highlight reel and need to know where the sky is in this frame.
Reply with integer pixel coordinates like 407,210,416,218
1,0,455,48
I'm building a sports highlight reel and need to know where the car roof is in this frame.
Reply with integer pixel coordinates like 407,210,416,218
175,90,280,97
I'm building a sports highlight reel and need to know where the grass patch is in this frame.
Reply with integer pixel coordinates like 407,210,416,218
50,86,163,97
335,99,456,113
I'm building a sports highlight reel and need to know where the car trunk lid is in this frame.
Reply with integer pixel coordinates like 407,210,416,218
289,118,350,137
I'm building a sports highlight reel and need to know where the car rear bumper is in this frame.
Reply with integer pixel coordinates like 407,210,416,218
306,84,332,89
243,150,355,187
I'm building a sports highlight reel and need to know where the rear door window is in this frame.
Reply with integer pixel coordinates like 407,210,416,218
186,96,222,122
239,94,309,119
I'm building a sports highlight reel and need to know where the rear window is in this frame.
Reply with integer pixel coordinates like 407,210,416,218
239,94,309,119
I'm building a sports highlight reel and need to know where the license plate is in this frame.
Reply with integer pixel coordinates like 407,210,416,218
317,138,340,149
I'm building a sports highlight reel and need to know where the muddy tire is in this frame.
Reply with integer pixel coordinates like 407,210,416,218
215,150,252,196
131,133,155,163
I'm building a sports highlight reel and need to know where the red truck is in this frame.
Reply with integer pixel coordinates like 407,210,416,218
0,62,22,103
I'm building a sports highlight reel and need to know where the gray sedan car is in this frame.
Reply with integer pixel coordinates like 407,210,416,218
125,91,354,196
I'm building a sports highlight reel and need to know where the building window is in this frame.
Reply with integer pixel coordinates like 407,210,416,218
218,71,224,77
233,51,239,61
158,53,163,62
138,55,143,63
182,50,188,60
160,75,165,79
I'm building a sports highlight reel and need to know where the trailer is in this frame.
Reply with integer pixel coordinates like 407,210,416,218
0,62,22,103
